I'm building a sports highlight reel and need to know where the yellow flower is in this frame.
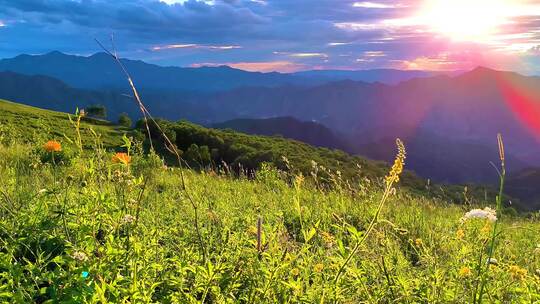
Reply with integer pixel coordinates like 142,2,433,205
456,229,465,239
112,152,131,165
509,265,527,280
247,225,258,236
459,266,472,277
314,263,324,273
480,223,492,236
414,238,423,246
385,139,406,187
291,268,300,276
43,140,62,152
320,231,335,248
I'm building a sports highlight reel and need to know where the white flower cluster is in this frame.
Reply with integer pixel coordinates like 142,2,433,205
72,251,88,262
461,207,497,223
122,214,136,224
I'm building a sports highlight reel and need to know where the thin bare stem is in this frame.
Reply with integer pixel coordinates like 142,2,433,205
95,37,207,261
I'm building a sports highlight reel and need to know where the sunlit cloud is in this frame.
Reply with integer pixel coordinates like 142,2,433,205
0,20,5,27
160,0,215,5
273,51,328,58
364,51,386,57
191,61,309,73
250,0,267,5
152,44,242,51
352,2,398,9
289,53,328,58
328,42,351,46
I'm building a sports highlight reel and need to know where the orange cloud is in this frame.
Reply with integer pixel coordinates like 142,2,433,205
191,61,309,73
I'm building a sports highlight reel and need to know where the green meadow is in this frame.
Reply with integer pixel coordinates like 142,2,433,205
0,100,539,303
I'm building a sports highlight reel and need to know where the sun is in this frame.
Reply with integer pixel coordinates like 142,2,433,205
415,0,512,42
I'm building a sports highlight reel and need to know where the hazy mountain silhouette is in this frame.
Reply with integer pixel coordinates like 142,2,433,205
0,51,456,92
0,71,137,119
293,69,460,85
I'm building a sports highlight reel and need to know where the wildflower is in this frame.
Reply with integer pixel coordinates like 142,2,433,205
460,207,497,223
291,268,300,276
314,263,324,273
294,174,305,188
385,139,406,187
320,231,335,248
81,271,89,279
112,152,131,165
247,225,258,236
414,238,423,246
43,140,62,152
121,214,136,224
456,229,465,239
459,266,472,277
480,223,492,236
509,265,527,280
486,258,498,266
79,109,86,117
72,251,88,262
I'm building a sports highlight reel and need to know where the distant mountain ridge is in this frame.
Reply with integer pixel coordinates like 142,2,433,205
0,71,136,119
0,51,456,92
293,69,461,85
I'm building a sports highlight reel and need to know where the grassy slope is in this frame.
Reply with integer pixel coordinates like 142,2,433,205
0,145,539,302
0,99,124,148
0,99,538,302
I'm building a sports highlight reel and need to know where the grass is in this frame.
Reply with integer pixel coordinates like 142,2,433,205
0,104,539,303
0,99,124,148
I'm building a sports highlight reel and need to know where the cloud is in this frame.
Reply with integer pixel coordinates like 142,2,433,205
191,60,308,72
0,0,539,73
288,53,328,58
352,2,398,9
152,43,242,51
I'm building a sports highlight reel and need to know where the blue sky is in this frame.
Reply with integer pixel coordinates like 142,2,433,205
1,0,540,73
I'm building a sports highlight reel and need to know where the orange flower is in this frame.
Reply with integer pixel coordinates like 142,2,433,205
43,140,62,152
112,152,131,165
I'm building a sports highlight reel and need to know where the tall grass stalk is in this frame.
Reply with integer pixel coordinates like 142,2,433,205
333,139,406,286
475,133,506,304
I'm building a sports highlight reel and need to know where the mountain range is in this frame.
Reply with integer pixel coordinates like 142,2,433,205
0,51,446,92
1,51,540,208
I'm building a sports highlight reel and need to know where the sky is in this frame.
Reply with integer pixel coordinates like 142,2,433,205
1,0,540,73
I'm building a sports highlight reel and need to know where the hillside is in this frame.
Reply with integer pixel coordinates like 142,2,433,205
0,101,538,302
181,68,540,184
212,117,352,152
506,168,540,210
147,119,412,188
0,99,491,205
0,99,124,148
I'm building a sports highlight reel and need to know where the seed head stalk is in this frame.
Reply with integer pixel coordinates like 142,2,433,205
333,139,406,286
475,134,506,304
